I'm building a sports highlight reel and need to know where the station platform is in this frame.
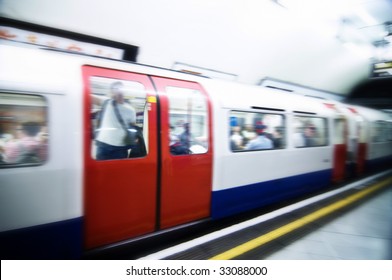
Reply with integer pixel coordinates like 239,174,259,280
139,170,392,260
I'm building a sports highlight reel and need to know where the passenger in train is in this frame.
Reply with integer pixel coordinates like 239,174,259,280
0,127,8,163
230,126,244,150
177,122,193,154
241,124,257,146
92,81,138,160
2,122,46,164
179,123,192,144
271,126,284,149
170,125,188,155
303,122,317,147
245,121,273,150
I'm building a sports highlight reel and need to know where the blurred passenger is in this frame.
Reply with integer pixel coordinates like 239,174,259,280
0,127,7,163
230,126,244,150
178,122,192,152
272,126,284,149
37,126,49,143
92,81,137,160
245,122,273,150
3,122,46,164
241,124,256,146
303,122,317,147
170,125,188,155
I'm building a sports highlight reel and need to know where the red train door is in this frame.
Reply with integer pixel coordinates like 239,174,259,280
356,117,368,174
347,107,367,175
332,118,348,183
151,77,213,229
83,66,158,249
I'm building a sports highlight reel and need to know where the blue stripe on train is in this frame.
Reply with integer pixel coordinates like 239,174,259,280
211,169,332,219
367,156,392,172
0,217,83,259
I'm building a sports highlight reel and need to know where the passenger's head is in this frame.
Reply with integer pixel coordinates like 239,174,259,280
110,81,125,103
274,126,283,137
255,121,267,135
183,123,190,133
232,126,241,133
304,122,316,137
22,122,41,137
244,124,254,131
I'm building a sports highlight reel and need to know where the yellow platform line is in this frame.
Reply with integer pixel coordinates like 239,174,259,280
210,176,392,260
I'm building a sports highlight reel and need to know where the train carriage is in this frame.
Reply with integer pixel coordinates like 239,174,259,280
353,105,392,171
205,80,337,218
0,44,391,259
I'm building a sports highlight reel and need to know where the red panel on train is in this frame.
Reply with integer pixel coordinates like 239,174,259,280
152,77,213,229
82,66,158,249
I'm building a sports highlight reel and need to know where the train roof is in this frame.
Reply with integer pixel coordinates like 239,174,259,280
200,78,337,117
0,42,209,89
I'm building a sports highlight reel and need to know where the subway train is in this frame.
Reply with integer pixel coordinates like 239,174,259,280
0,43,391,259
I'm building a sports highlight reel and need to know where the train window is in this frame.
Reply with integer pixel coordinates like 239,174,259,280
166,86,208,155
229,111,286,152
372,121,391,143
389,122,392,142
293,116,328,148
0,93,48,167
90,77,148,160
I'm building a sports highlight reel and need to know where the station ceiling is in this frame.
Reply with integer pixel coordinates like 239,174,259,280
276,0,392,110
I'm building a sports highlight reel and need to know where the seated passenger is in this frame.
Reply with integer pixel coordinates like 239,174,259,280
303,122,317,147
230,126,244,150
179,123,192,148
170,125,188,155
241,124,256,146
272,126,284,149
4,122,46,164
245,122,273,150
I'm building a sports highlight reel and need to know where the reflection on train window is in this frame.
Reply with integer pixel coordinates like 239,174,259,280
229,111,286,152
388,122,392,141
90,77,148,160
372,121,392,142
293,116,328,148
0,93,48,167
166,86,209,155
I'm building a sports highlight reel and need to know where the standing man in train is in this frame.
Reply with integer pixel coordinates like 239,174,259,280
92,81,137,160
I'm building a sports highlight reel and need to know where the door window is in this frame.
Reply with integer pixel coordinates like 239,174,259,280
166,86,209,155
89,77,148,160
